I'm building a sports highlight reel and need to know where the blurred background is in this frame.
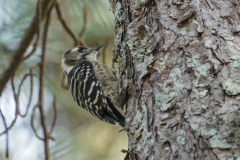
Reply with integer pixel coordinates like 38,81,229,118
0,0,127,160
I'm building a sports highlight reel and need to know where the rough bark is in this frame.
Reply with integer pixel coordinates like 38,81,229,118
110,0,240,159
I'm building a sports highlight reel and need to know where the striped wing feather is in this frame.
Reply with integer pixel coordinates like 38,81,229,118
68,61,118,125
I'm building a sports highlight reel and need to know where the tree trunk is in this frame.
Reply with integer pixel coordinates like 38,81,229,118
110,0,240,159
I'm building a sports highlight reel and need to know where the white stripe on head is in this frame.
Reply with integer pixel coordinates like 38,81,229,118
71,47,79,52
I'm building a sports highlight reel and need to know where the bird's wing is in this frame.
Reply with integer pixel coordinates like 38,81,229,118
68,61,119,125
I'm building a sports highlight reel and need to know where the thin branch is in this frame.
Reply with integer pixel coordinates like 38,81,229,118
79,5,88,39
17,74,31,101
11,63,38,118
11,76,20,120
30,103,44,141
22,34,40,61
0,0,55,95
0,78,19,136
19,65,36,118
38,4,53,160
0,110,9,158
22,0,42,61
55,2,81,46
0,64,37,136
49,96,57,136
11,76,16,96
0,68,33,136
14,73,31,117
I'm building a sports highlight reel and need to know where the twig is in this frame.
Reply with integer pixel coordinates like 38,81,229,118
30,103,44,141
0,64,40,136
0,67,36,136
11,76,19,111
11,62,38,118
22,34,40,61
55,2,81,46
0,78,19,136
0,110,9,158
49,96,57,136
38,4,53,159
0,0,55,95
19,65,36,117
17,74,31,103
13,73,30,117
22,0,42,61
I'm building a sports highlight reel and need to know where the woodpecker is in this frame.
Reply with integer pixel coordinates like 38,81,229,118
61,45,125,127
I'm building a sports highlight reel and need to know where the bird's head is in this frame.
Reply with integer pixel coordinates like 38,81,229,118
61,45,103,74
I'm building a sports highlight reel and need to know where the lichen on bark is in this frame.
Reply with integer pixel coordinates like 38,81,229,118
110,0,240,159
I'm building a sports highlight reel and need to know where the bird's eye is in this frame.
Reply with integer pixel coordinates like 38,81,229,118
78,47,85,52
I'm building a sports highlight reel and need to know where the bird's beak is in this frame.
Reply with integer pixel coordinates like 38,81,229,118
95,45,104,51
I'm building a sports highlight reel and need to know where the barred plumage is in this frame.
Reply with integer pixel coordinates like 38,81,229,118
61,45,125,127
